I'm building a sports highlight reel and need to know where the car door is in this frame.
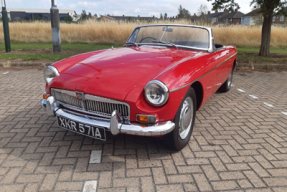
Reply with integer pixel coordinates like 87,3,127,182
197,49,227,104
212,48,232,88
215,47,234,86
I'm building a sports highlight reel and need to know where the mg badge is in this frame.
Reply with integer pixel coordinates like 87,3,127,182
76,93,83,100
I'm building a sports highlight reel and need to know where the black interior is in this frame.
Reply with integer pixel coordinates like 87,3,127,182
215,44,223,49
171,41,209,49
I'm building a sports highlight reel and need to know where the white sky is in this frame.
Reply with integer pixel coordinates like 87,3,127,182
5,0,254,17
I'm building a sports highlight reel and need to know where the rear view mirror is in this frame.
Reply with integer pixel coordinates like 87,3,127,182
163,27,173,32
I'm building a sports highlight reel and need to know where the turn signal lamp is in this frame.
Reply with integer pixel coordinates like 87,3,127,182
43,93,48,99
136,115,157,124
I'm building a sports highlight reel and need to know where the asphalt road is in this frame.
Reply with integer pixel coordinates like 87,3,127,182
0,69,287,192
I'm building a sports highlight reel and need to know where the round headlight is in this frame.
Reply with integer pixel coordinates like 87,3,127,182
144,80,169,107
44,66,59,84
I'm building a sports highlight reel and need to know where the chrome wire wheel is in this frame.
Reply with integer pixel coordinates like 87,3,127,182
179,97,194,140
227,72,233,88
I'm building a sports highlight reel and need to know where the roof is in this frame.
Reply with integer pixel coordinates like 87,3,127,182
207,11,229,19
101,15,157,20
100,15,116,20
6,8,76,14
243,9,261,17
220,11,245,20
192,11,229,21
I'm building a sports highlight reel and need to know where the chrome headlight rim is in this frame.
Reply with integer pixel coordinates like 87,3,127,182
44,66,59,84
144,80,169,107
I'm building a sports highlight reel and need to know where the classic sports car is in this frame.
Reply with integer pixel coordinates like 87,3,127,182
42,24,237,150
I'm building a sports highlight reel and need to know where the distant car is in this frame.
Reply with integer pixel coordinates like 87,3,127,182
42,24,237,150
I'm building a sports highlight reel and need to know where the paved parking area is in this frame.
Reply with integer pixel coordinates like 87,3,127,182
0,69,287,192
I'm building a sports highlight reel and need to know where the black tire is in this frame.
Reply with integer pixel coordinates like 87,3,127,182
163,87,197,151
219,69,234,93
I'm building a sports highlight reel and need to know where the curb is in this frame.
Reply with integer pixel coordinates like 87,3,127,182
0,62,53,68
237,63,287,70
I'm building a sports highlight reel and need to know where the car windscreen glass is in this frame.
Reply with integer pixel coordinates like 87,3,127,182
130,26,209,49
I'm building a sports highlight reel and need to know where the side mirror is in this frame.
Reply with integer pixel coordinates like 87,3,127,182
162,27,173,32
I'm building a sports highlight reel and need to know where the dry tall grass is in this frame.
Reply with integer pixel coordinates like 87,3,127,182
0,20,286,47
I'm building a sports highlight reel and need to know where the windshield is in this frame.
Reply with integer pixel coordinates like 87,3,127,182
128,25,210,50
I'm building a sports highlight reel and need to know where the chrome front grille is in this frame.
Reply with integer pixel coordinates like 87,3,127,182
85,100,129,117
53,89,82,109
51,88,130,119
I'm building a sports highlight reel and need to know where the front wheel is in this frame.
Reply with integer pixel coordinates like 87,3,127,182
163,87,197,151
219,69,233,92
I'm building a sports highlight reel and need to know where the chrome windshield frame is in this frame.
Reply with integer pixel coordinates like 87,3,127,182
126,24,215,53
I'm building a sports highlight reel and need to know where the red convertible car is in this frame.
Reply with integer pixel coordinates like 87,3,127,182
42,24,237,150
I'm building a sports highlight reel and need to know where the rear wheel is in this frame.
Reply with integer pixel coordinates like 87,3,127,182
219,69,233,92
163,87,197,151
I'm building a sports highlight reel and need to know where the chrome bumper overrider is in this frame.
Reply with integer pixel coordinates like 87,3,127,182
42,96,175,136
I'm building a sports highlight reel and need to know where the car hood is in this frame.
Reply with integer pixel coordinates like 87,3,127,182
51,46,204,101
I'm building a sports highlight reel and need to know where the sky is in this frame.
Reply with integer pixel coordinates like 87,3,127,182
5,0,254,17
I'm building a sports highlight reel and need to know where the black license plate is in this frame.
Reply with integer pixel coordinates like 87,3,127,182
57,116,106,141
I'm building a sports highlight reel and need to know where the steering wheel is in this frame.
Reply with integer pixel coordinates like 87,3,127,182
140,37,157,43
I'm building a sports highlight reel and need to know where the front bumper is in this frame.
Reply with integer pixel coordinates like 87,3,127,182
42,97,175,136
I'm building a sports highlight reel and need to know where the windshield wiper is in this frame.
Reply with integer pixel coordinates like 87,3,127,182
152,40,178,49
124,41,139,48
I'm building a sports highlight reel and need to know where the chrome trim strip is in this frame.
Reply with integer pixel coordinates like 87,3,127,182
170,52,237,93
127,24,214,53
137,24,212,30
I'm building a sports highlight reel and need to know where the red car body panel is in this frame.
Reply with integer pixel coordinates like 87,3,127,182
46,46,237,123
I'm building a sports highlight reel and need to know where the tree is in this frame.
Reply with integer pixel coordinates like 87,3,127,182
64,15,73,23
198,4,208,15
207,0,287,57
88,12,92,19
160,13,163,20
94,13,98,18
80,10,88,20
34,15,42,21
178,5,184,18
164,13,168,20
197,4,210,23
177,5,191,19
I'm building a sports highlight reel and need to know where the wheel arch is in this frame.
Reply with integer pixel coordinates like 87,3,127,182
233,59,237,71
190,81,203,111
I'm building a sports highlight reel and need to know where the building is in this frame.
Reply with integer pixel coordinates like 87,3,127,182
100,15,157,22
272,8,287,25
272,14,287,25
207,10,230,24
0,9,80,22
242,8,287,26
241,9,263,25
219,11,245,25
192,10,230,24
